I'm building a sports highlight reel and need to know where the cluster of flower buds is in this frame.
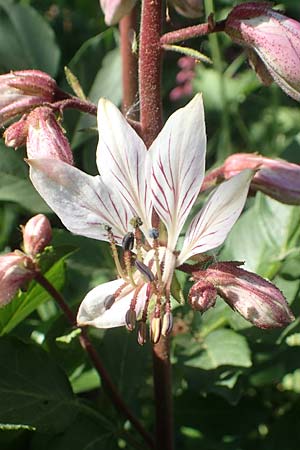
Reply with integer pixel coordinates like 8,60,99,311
189,261,295,329
99,0,137,25
169,0,203,19
225,2,300,101
201,153,300,206
0,214,52,307
0,70,61,127
99,0,203,25
4,105,74,163
170,56,196,101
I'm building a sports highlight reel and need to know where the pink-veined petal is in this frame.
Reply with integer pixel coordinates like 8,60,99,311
96,98,152,233
149,94,206,250
178,169,253,264
29,158,130,244
77,279,147,328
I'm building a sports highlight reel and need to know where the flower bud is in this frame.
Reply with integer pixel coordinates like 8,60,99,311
26,107,73,164
0,251,36,306
22,214,52,256
225,2,300,101
192,262,295,329
224,153,300,205
3,116,28,148
100,0,137,25
170,0,203,19
0,70,59,126
188,280,217,313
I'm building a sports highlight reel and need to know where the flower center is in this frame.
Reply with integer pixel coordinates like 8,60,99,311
105,219,177,345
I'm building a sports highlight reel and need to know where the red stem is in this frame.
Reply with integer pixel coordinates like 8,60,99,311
139,1,174,449
34,272,154,449
160,19,226,45
139,0,163,148
119,7,139,119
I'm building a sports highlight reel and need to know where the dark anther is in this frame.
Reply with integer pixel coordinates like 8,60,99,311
122,232,135,251
135,260,155,282
149,228,159,239
104,295,115,310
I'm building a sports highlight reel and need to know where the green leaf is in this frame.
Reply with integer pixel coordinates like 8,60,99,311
184,329,252,370
66,31,122,148
0,255,69,336
0,1,60,75
31,414,119,450
222,194,300,277
97,327,150,404
0,337,77,433
0,145,50,213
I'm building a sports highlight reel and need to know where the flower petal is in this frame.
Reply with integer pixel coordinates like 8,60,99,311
96,98,152,233
77,279,147,328
29,158,130,244
149,94,206,250
178,169,253,264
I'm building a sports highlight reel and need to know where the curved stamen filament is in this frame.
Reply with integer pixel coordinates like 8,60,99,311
124,250,137,287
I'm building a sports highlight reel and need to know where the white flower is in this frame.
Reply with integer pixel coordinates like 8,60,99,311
28,95,252,338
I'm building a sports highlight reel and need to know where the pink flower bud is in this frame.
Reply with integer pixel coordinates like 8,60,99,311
0,70,59,126
22,214,52,256
192,262,295,328
188,280,217,312
224,153,300,205
26,107,73,164
225,2,300,101
170,0,203,19
3,116,28,148
0,251,36,306
100,0,136,25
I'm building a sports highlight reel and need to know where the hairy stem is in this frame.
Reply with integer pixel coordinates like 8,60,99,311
34,272,154,449
139,0,163,147
139,1,174,449
160,19,225,45
120,6,139,119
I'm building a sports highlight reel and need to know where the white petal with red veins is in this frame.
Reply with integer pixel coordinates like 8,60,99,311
77,278,147,328
97,98,152,233
178,169,253,265
149,94,206,251
29,158,130,245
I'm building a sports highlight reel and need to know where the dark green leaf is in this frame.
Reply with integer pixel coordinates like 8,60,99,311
0,337,77,433
0,0,60,75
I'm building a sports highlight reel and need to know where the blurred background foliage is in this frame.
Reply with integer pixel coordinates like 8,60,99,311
1,0,300,449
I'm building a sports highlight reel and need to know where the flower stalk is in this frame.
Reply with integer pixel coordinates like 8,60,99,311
139,1,173,448
34,271,154,449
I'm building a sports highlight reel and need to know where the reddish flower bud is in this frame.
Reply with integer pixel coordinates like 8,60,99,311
0,251,36,306
224,153,300,205
170,0,203,19
26,107,73,164
22,214,52,256
192,262,295,329
100,0,136,25
188,280,217,312
0,70,59,126
225,2,300,101
3,116,28,148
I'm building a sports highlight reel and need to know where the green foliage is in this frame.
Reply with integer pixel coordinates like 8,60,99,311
0,0,300,449
0,0,60,75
